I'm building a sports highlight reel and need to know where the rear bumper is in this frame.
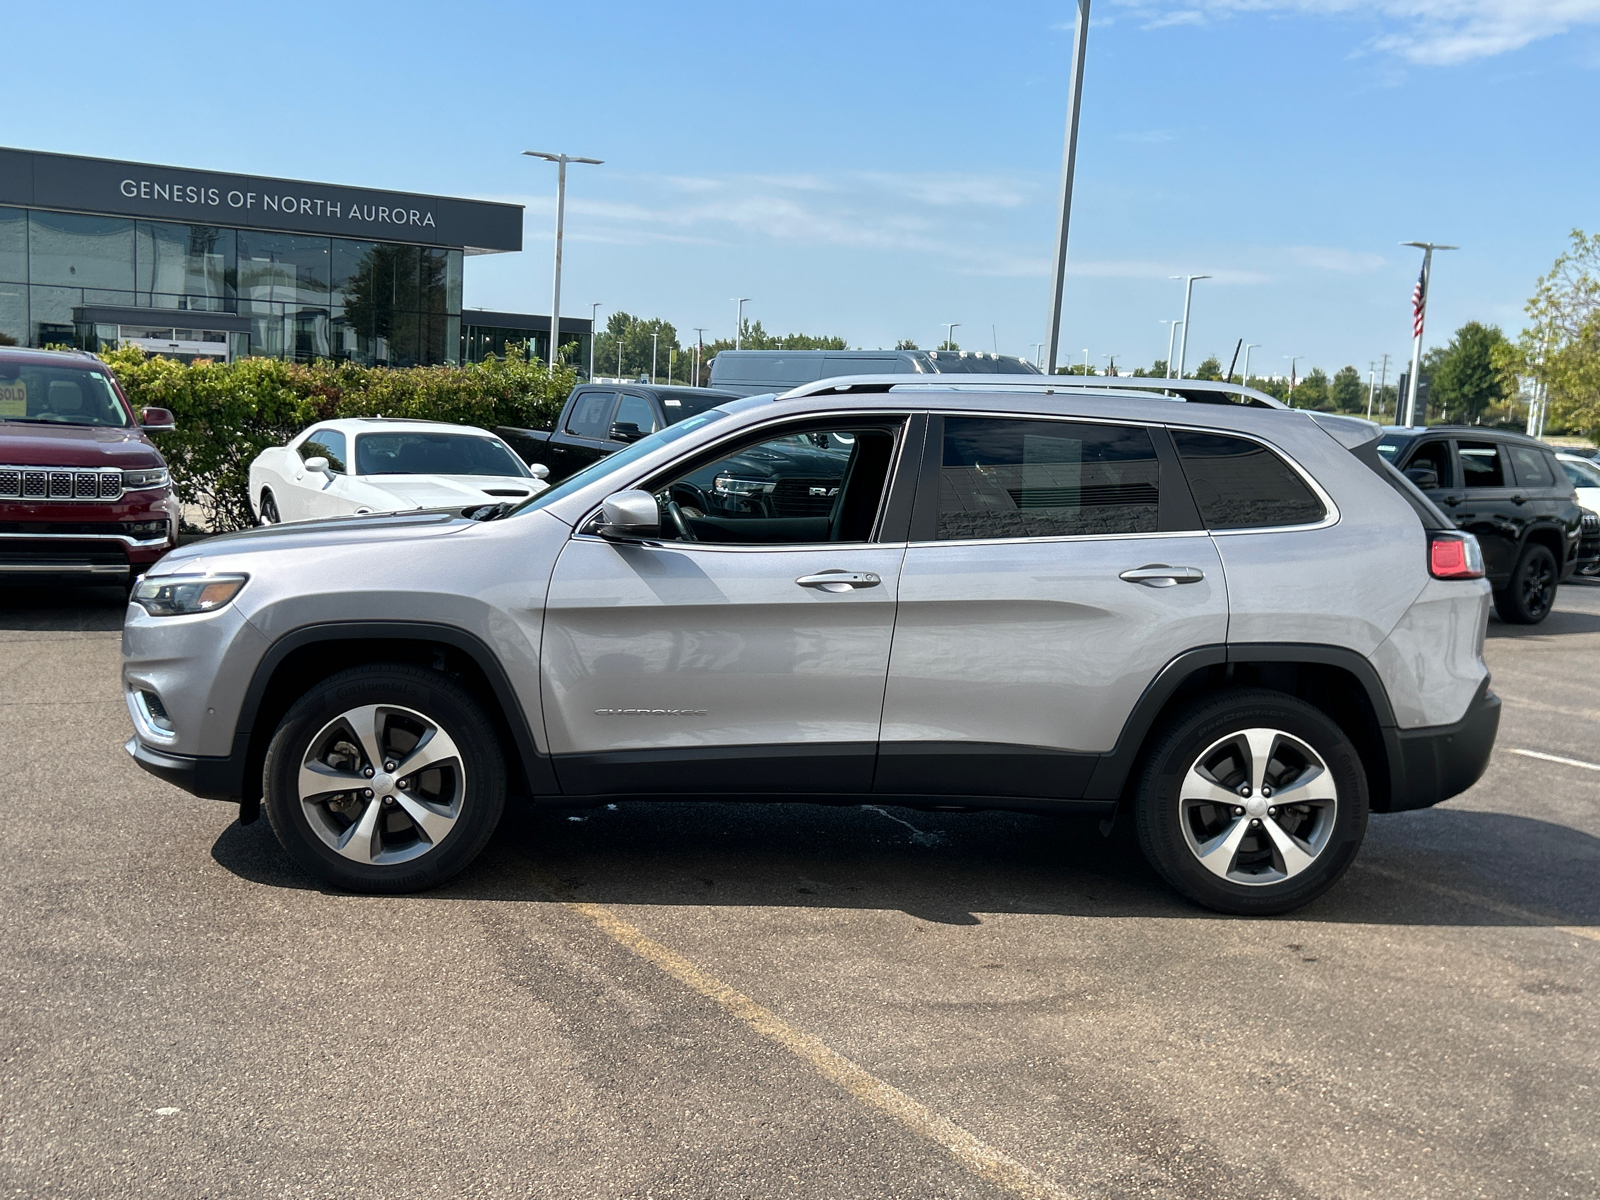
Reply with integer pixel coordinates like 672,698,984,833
1382,679,1500,812
124,736,245,801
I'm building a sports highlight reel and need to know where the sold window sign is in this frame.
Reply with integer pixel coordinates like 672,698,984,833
0,380,25,418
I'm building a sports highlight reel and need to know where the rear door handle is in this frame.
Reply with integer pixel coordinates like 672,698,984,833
796,571,881,592
1511,494,1527,505
1119,564,1205,588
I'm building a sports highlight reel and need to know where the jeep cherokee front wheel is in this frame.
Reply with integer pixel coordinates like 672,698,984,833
262,664,506,893
1133,689,1368,915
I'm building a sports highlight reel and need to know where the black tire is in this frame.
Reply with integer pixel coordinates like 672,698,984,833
262,664,506,893
259,489,281,525
1133,689,1368,916
1494,543,1557,625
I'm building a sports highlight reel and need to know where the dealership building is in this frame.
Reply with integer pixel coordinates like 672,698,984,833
0,147,591,368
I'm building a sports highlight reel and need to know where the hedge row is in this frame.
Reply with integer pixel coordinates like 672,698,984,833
100,346,576,532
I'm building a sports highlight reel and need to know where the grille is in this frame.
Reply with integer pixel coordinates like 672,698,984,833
0,466,123,502
771,477,843,518
1583,512,1599,534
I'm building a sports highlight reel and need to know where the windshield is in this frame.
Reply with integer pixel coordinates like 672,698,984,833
658,389,728,423
355,432,531,477
1375,439,1411,462
0,362,129,427
509,409,730,517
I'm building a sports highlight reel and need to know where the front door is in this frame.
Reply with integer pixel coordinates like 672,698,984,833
540,415,915,797
877,415,1228,800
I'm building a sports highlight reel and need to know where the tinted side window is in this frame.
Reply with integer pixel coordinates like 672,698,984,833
566,391,617,438
1507,444,1554,488
937,418,1159,541
614,394,661,435
299,428,347,473
1457,441,1506,488
1405,439,1453,489
1171,431,1324,529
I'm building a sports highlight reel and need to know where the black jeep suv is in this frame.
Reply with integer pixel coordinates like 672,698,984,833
1377,426,1582,624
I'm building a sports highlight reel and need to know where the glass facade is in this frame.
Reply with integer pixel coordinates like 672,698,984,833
0,204,463,365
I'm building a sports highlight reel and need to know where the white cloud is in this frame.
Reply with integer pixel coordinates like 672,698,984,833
1116,0,1600,63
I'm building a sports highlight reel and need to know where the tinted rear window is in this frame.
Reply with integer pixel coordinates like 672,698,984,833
1507,444,1554,488
1171,430,1325,529
710,355,827,384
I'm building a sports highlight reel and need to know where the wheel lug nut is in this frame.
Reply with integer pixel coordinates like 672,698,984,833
1250,818,1261,827
1268,806,1277,816
1237,785,1250,797
384,761,396,771
398,779,409,790
1261,786,1272,798
383,796,394,806
363,767,374,778
1233,806,1245,816
363,788,373,798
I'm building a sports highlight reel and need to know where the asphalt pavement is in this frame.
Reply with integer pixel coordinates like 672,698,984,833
1,581,1596,1199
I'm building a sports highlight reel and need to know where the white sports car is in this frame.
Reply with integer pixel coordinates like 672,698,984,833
248,418,549,525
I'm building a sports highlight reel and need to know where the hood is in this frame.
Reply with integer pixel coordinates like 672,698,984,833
152,509,474,574
364,474,545,506
0,421,163,468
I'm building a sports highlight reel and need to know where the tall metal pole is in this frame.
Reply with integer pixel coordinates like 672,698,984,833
1043,0,1091,376
1366,362,1377,420
651,331,659,384
1241,342,1259,387
1165,319,1182,377
734,298,751,349
1172,274,1210,379
1083,348,1091,375
1400,241,1457,427
1377,352,1390,421
1286,356,1302,405
693,327,707,387
588,302,601,381
1031,342,1044,368
524,150,602,376
943,323,961,350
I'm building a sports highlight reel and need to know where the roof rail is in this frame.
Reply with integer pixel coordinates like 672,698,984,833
779,373,1288,409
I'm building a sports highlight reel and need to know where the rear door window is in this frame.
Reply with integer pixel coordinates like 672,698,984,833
936,417,1160,540
1171,430,1325,529
565,390,618,438
1457,441,1507,488
1507,444,1554,488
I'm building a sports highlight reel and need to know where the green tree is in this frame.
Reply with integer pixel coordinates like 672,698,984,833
593,312,681,382
700,320,850,379
895,339,919,350
1330,365,1365,413
1509,229,1600,437
1190,355,1223,381
1426,321,1512,424
1292,368,1331,410
1134,358,1168,378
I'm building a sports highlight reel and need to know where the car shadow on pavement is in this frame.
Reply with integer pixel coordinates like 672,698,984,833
1487,607,1600,638
209,799,1600,932
0,584,127,632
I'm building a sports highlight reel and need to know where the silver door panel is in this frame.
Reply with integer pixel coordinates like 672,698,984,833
881,534,1228,754
541,537,906,755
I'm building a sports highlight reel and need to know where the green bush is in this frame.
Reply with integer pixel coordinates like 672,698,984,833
100,347,575,531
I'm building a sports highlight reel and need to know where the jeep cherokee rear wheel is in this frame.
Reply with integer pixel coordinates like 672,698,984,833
263,664,505,893
1134,689,1368,915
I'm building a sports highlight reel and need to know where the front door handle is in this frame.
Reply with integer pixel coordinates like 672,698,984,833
796,571,881,592
1119,564,1205,588
1440,493,1464,506
1511,493,1527,505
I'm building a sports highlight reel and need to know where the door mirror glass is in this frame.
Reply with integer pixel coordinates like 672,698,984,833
1403,466,1440,490
597,489,660,538
138,406,175,431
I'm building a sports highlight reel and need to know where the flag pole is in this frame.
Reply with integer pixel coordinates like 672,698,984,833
1401,241,1457,427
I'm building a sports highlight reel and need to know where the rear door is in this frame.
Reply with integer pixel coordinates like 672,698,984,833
1455,438,1522,580
877,414,1227,801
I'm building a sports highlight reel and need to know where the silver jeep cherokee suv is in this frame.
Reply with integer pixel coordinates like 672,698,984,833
122,377,1499,914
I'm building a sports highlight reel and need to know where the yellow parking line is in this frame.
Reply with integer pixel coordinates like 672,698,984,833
537,876,1075,1200
1359,864,1600,944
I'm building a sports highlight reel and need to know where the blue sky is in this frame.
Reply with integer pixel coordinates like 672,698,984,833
8,0,1599,375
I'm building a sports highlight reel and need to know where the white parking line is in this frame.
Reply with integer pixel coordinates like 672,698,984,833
1509,747,1600,773
535,871,1075,1200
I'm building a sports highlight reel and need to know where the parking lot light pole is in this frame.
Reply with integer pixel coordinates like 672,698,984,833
522,151,603,377
1240,343,1260,387
651,331,659,383
693,328,707,386
1171,274,1210,379
943,323,961,351
1031,342,1044,368
1400,241,1457,427
734,299,752,350
1044,0,1091,376
588,303,601,380
1164,319,1182,378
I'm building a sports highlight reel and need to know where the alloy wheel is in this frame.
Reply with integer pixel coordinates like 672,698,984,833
297,703,465,865
1522,554,1555,619
1178,727,1338,886
260,491,281,524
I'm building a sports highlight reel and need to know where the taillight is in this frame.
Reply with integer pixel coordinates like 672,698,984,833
1429,532,1484,580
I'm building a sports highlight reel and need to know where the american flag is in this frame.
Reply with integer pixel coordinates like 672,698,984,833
1411,263,1427,338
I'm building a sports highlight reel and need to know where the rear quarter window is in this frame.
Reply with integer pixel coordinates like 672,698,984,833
1171,430,1326,530
1507,444,1555,488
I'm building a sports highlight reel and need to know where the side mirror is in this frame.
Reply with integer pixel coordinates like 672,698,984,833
596,489,660,539
1403,466,1439,489
609,421,644,443
304,456,330,475
139,407,176,432
529,463,551,480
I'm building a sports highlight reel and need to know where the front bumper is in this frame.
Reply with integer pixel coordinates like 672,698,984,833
1382,678,1501,812
124,737,247,802
0,494,175,582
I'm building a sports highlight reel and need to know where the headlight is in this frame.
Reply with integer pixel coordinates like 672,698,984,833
713,474,775,496
122,467,171,490
132,573,248,617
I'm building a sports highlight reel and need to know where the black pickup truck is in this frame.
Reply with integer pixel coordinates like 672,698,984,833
498,383,740,485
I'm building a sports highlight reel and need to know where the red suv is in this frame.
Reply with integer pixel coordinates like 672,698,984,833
0,347,177,588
